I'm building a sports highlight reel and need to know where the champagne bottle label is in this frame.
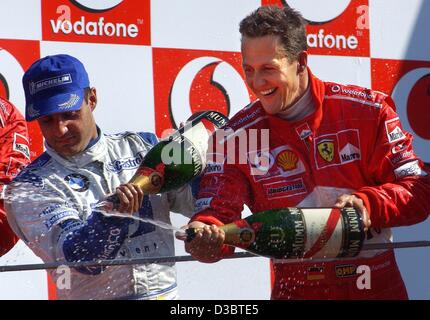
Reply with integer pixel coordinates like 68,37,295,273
129,166,164,193
218,207,365,260
338,207,364,257
301,208,342,259
222,219,256,248
300,207,364,259
226,208,306,259
181,122,210,175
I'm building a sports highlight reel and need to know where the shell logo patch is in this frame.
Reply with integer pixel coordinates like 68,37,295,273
276,150,299,171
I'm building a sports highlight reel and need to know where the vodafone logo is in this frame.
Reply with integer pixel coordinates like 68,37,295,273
0,49,26,114
70,0,124,12
330,84,374,100
284,0,351,23
169,57,250,127
282,0,368,53
392,68,430,162
50,4,138,38
42,1,150,44
331,85,341,93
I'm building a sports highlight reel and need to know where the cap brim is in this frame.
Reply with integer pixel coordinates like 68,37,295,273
26,88,85,121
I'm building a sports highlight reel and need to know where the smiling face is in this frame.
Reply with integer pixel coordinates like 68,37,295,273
241,35,308,115
37,88,98,157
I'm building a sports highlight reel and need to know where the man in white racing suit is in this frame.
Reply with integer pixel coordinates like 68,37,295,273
5,54,195,300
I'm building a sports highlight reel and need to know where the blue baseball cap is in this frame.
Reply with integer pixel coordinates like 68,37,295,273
23,54,90,121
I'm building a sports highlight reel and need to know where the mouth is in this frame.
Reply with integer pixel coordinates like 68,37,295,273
57,136,76,145
260,88,277,96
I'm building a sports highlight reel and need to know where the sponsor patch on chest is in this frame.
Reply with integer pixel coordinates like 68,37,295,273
263,178,307,199
314,129,361,169
248,145,306,182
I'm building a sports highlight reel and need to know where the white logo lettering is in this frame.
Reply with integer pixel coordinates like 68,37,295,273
394,160,425,179
308,29,358,50
51,6,139,38
56,265,71,290
356,265,371,290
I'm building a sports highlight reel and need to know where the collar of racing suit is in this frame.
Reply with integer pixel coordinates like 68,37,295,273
263,68,325,135
44,126,107,168
277,83,314,121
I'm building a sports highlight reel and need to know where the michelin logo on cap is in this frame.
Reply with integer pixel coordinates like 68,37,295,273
29,74,73,95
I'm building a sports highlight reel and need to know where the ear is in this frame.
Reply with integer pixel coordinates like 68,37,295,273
88,87,97,111
297,51,308,73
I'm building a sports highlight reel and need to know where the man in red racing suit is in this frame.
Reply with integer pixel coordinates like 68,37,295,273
0,96,30,256
181,6,430,300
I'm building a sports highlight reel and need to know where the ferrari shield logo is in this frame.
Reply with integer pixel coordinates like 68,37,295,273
317,140,335,162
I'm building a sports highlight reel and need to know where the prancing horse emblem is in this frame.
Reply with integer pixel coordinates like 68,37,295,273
317,140,335,162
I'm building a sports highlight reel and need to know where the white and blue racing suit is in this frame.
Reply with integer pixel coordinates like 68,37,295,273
5,129,195,300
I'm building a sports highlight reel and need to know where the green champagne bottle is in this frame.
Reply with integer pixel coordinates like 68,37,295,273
187,207,365,259
102,110,228,212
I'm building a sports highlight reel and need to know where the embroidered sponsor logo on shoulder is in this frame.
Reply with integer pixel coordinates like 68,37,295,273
331,84,375,100
13,133,30,160
228,107,262,129
389,150,415,166
327,84,382,108
391,141,408,154
385,117,406,143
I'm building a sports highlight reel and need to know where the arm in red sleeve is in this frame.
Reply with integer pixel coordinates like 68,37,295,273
354,96,430,228
0,98,30,186
191,159,253,259
0,97,30,256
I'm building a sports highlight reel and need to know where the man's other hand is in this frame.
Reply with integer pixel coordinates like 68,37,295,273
334,194,371,231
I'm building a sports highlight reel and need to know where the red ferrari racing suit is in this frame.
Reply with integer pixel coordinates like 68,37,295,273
191,70,430,299
0,97,30,256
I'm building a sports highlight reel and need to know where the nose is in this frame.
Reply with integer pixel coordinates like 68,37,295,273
252,72,266,90
51,119,69,137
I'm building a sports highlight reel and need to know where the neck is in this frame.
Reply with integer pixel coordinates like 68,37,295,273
278,83,314,121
